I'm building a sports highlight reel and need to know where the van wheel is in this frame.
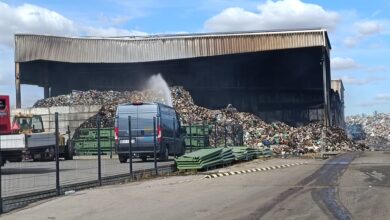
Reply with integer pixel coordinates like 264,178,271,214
118,155,128,163
159,147,169,161
180,141,186,156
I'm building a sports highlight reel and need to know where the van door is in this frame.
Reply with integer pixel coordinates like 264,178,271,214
135,105,158,151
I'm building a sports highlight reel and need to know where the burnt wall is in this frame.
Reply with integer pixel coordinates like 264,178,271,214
20,47,327,126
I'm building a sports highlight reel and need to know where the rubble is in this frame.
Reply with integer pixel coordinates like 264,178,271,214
34,86,361,154
346,113,390,147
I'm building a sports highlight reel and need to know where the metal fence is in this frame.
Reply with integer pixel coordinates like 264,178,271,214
0,113,175,213
183,120,244,153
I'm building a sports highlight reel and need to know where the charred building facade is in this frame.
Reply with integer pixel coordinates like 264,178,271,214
14,29,339,126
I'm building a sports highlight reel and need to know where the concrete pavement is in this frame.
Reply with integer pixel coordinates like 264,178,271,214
1,158,173,196
1,151,389,220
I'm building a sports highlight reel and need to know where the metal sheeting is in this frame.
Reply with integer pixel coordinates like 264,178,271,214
15,29,330,63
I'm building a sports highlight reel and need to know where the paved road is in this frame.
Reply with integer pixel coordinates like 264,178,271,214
1,151,389,220
1,158,174,196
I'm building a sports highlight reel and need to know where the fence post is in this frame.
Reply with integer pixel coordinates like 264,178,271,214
128,116,133,179
110,125,113,159
214,122,217,148
224,124,227,148
55,112,60,196
97,116,102,186
153,117,158,176
202,121,206,148
189,121,192,152
173,117,176,158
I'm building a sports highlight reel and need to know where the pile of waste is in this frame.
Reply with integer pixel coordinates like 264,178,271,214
34,90,168,128
34,86,360,154
171,87,360,152
346,113,390,146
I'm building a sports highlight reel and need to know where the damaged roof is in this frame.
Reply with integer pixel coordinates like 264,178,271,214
15,29,331,63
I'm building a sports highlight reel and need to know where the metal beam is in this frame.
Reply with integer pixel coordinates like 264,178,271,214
15,62,21,108
44,86,50,98
322,48,330,127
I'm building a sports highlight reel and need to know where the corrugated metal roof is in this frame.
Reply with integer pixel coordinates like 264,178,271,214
15,29,331,63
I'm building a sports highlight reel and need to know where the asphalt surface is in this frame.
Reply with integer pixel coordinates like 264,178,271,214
1,151,389,220
1,158,174,196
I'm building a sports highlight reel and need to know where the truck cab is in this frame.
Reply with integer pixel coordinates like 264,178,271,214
115,102,185,163
11,114,45,133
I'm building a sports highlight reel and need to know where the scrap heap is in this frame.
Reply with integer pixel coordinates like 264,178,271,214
346,113,390,147
34,90,168,128
34,86,360,154
171,87,359,153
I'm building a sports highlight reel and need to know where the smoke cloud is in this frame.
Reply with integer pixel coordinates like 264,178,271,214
145,73,173,107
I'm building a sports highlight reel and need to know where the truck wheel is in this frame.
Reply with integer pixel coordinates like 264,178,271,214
64,144,74,160
140,156,148,162
118,155,128,163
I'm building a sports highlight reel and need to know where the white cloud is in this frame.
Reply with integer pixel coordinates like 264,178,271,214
344,20,388,47
0,1,148,107
343,36,360,47
0,1,147,48
340,76,385,85
83,27,147,37
331,57,360,71
358,101,387,107
357,20,384,36
0,2,78,47
204,0,340,32
366,65,388,73
375,93,390,101
331,57,388,73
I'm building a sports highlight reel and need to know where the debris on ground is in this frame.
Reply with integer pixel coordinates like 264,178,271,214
346,113,390,147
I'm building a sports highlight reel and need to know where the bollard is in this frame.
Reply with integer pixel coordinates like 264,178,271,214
55,112,60,195
128,116,133,179
97,116,102,186
153,117,158,176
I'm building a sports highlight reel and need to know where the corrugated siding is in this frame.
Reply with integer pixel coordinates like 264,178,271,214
15,30,329,63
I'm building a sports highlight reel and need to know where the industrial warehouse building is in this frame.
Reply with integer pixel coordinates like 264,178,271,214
14,29,344,127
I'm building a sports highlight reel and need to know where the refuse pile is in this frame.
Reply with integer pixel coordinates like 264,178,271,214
34,90,168,128
171,87,359,153
33,86,359,154
346,113,390,146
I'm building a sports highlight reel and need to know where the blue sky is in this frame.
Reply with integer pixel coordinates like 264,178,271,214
0,0,389,115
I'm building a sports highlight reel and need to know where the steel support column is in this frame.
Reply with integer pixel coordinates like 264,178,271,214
44,86,50,98
322,48,330,127
15,62,21,108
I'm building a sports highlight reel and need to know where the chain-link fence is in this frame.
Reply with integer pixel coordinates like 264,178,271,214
0,112,175,213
